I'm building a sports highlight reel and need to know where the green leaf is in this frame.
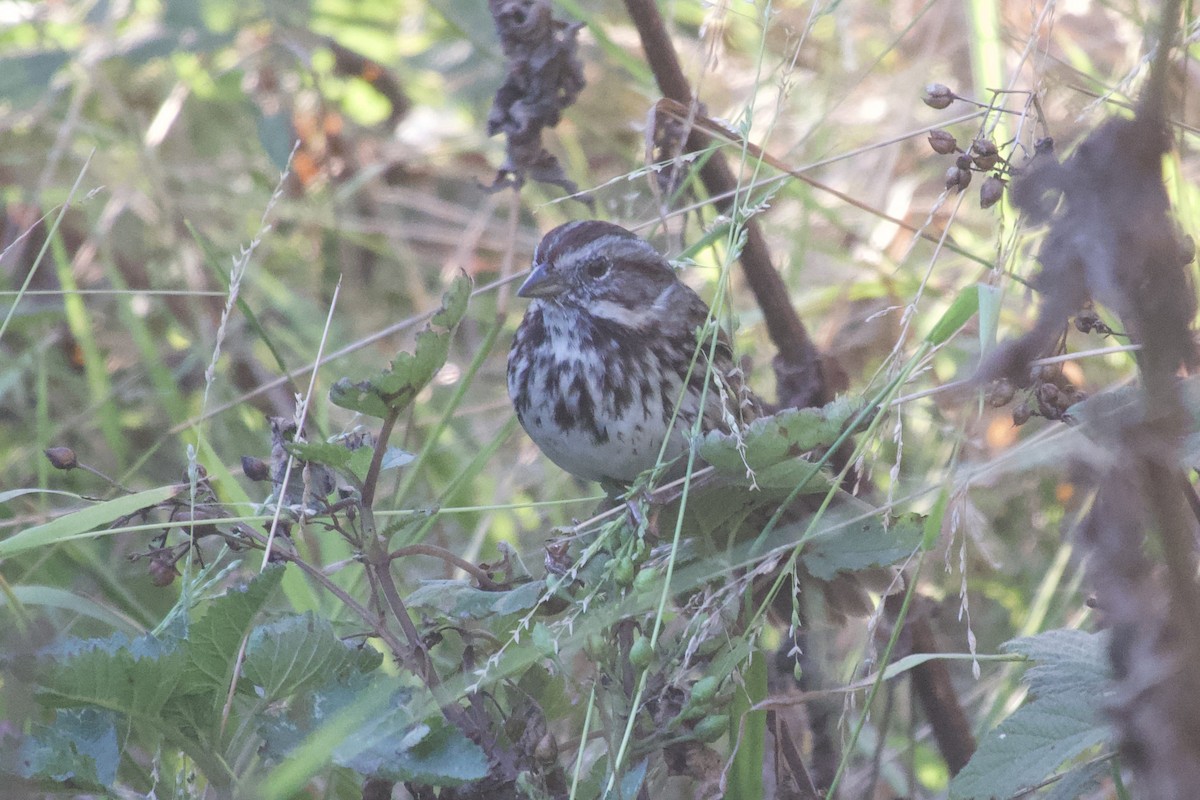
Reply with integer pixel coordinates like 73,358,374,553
259,671,487,786
800,512,925,580
16,708,119,789
384,717,489,785
184,565,286,693
430,273,471,327
617,759,649,799
512,665,571,721
35,632,188,723
977,283,1002,357
0,488,81,503
256,108,296,172
2,586,142,634
927,284,979,345
668,483,761,543
405,579,544,620
0,484,182,557
286,439,416,482
287,440,354,470
698,398,863,474
243,613,381,702
950,629,1112,799
729,651,766,798
330,274,472,418
0,51,70,108
347,444,414,481
1043,759,1108,800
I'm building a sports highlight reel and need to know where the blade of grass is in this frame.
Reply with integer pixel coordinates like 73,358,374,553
729,648,767,799
50,229,126,465
0,484,181,558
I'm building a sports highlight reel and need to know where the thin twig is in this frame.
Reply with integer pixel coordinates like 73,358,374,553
388,544,504,590
622,0,829,409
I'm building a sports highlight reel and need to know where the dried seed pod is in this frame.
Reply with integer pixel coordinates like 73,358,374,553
1075,308,1102,334
242,456,271,482
986,378,1015,407
970,139,1000,170
1012,399,1033,426
928,129,958,154
923,83,955,109
945,165,971,192
149,556,180,587
980,175,1005,208
1036,383,1063,418
1037,382,1062,405
44,447,78,470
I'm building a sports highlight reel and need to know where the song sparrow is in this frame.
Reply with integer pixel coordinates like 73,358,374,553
506,220,759,488
508,220,892,620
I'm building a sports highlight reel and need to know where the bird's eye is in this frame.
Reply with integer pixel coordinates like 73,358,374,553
584,259,610,279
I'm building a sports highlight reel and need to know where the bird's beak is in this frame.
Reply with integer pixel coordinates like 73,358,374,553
517,261,568,299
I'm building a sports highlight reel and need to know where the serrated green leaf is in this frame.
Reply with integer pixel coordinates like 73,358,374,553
405,579,544,620
669,483,760,543
430,272,471,328
284,441,413,481
17,708,119,789
35,633,188,722
800,512,925,580
1042,759,1108,800
1006,629,1111,696
513,665,571,720
244,613,380,702
698,398,862,474
384,717,489,785
330,274,471,418
258,671,487,786
950,629,1112,800
328,378,392,418
287,441,353,470
184,565,285,693
746,459,833,493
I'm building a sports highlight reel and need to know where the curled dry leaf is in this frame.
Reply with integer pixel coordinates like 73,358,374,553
486,0,587,197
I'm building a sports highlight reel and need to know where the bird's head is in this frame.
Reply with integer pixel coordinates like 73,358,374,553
518,220,679,312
